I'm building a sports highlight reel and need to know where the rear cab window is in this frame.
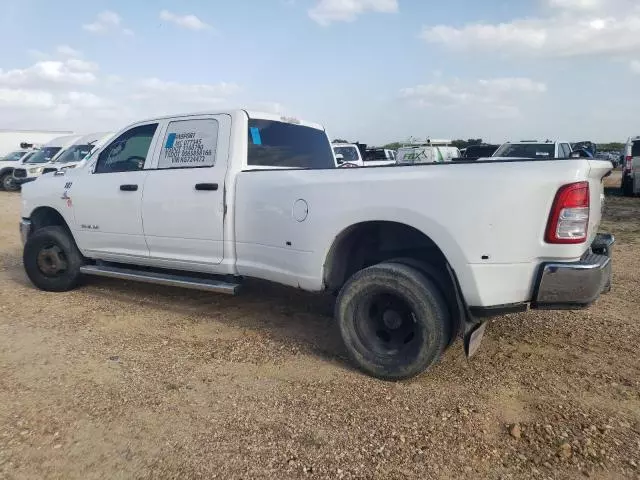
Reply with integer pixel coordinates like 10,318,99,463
493,143,555,159
247,119,335,169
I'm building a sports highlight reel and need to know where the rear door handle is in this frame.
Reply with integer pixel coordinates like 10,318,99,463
195,183,218,191
120,184,138,191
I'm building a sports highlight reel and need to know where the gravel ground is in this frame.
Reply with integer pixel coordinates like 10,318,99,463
0,172,638,480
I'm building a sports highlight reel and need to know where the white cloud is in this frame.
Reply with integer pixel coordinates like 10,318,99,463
56,45,81,57
400,77,546,119
0,50,243,131
421,1,640,58
0,88,55,108
0,61,97,90
159,10,211,31
631,60,640,74
547,0,604,10
309,0,398,26
83,11,133,36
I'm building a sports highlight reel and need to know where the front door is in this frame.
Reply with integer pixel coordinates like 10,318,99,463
141,114,231,269
71,122,160,259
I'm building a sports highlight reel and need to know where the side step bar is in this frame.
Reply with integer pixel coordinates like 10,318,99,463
80,265,241,295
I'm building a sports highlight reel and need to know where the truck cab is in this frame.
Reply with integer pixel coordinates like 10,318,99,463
491,140,573,160
332,143,364,167
40,132,113,175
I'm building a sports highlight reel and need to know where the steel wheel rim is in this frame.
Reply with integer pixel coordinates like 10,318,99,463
36,244,68,277
354,289,421,358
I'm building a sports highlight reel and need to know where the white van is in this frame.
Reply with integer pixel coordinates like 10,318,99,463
396,140,461,165
41,132,113,174
13,135,81,186
332,143,364,167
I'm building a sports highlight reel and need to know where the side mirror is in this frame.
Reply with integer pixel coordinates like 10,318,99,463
335,153,344,164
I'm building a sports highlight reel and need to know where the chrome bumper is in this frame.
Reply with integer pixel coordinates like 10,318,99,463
19,219,32,245
533,233,614,309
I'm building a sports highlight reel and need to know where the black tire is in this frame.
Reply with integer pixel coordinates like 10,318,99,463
622,175,634,197
23,226,84,292
386,257,460,346
336,262,450,380
0,172,15,191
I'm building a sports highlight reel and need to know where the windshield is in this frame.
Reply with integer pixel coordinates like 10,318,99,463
24,147,62,164
53,145,95,164
333,146,360,162
493,143,555,159
0,151,27,162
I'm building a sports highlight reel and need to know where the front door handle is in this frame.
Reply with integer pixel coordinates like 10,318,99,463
120,184,138,191
195,183,218,191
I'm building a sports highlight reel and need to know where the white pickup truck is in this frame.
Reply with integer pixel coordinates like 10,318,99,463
19,110,615,380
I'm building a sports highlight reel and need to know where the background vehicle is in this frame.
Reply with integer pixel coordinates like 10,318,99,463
491,140,573,160
621,136,640,196
41,133,113,174
20,110,614,380
460,144,499,159
396,139,461,164
13,135,81,186
364,148,396,166
0,149,37,191
332,143,364,167
0,130,73,156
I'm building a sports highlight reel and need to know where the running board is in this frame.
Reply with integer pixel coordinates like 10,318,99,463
80,265,240,295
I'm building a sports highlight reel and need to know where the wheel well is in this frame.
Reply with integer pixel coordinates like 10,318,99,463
30,207,70,233
324,221,449,291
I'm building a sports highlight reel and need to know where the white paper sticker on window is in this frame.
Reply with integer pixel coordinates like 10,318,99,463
159,119,218,169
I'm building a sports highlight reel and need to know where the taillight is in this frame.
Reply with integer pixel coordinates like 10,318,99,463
545,182,590,244
625,155,633,172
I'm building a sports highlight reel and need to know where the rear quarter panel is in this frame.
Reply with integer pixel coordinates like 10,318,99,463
233,160,600,305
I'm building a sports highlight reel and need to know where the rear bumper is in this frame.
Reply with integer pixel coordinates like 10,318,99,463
532,233,614,309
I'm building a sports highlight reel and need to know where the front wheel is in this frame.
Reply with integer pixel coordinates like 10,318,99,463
23,226,85,292
0,172,17,191
336,262,450,380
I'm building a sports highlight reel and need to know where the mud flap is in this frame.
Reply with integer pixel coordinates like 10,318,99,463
463,321,487,358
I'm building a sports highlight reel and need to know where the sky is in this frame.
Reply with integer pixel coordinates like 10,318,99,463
1,0,639,145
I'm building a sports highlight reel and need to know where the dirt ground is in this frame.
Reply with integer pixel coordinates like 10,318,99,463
0,172,638,480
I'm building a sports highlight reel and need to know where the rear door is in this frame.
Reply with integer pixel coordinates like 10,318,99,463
141,114,231,268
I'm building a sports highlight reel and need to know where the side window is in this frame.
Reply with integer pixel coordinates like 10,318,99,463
95,123,158,174
158,119,218,169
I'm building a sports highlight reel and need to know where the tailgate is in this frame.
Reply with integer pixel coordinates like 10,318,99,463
587,160,614,243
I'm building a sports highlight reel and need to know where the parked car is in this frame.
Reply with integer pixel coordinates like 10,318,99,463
19,109,614,380
621,136,640,196
13,135,81,186
490,140,573,160
332,143,364,167
0,149,37,190
396,140,461,164
364,148,396,166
